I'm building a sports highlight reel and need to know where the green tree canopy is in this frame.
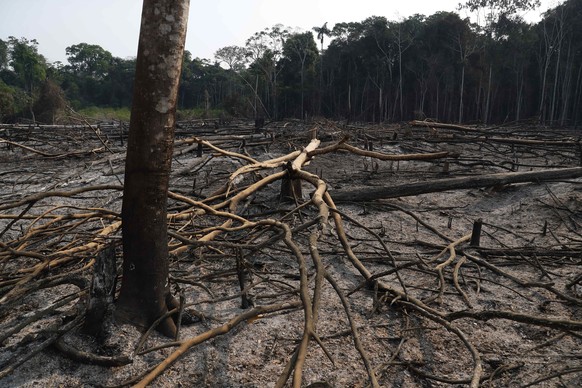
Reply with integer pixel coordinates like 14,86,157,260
279,31,319,118
215,45,249,71
0,39,8,69
6,37,47,93
65,43,113,79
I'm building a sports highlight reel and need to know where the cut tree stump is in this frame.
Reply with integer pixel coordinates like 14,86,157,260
84,245,117,339
330,167,582,202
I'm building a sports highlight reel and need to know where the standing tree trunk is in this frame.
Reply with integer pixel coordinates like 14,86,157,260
116,0,190,338
459,64,465,124
484,65,492,124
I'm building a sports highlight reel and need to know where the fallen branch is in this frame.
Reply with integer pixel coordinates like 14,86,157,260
135,301,302,387
0,138,104,158
446,309,582,331
309,139,452,161
331,167,582,202
409,120,488,133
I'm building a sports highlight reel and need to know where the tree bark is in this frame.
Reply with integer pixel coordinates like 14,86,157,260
116,0,190,337
84,245,116,339
330,167,582,202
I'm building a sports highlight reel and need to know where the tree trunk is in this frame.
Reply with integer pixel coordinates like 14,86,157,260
484,65,492,124
458,64,465,124
116,0,190,338
550,46,561,124
300,57,305,120
515,66,523,122
559,40,572,127
330,167,582,202
573,64,582,128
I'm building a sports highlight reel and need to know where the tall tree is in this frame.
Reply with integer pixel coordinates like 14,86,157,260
280,31,318,119
103,57,136,107
460,0,541,25
115,0,190,337
245,24,289,119
214,45,248,72
0,39,8,70
65,43,113,79
459,0,541,123
6,37,47,121
215,45,263,116
393,16,419,120
312,23,330,115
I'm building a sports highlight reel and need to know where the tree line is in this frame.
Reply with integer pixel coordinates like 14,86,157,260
1,0,580,126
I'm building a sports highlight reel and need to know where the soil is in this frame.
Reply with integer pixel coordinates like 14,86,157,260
0,119,581,387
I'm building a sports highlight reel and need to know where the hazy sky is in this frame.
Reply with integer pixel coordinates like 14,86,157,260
0,0,560,65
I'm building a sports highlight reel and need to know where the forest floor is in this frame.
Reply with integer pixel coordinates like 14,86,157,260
0,119,581,387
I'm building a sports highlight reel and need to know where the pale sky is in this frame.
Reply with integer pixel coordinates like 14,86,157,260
0,0,560,65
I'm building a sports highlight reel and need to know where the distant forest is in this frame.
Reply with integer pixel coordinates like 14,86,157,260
1,0,581,126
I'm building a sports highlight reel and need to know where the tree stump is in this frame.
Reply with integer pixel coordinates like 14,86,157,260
84,245,117,340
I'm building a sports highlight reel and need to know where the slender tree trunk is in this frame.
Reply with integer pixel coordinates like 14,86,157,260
272,69,279,120
360,78,368,119
398,45,403,120
539,20,559,124
254,75,259,117
116,0,190,337
436,81,440,121
300,55,305,120
459,64,465,124
379,86,383,122
347,83,351,121
484,65,492,124
573,64,582,128
550,47,561,124
476,77,482,121
539,56,550,123
318,41,323,116
559,40,572,126
515,66,523,122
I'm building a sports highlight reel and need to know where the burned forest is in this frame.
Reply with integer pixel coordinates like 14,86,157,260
0,118,581,387
1,0,582,387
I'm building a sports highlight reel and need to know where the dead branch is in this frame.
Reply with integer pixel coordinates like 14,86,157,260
2,120,581,387
0,138,104,158
135,301,302,387
331,167,582,202
409,120,489,133
310,139,452,161
0,185,123,212
446,309,582,331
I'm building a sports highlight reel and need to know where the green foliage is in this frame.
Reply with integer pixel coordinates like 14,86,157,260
176,108,225,120
65,43,113,79
0,79,30,121
59,47,135,109
279,31,319,117
6,37,47,93
214,46,249,71
78,106,131,121
312,22,330,50
3,0,582,126
0,39,8,69
33,79,67,123
460,0,541,15
0,38,49,122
